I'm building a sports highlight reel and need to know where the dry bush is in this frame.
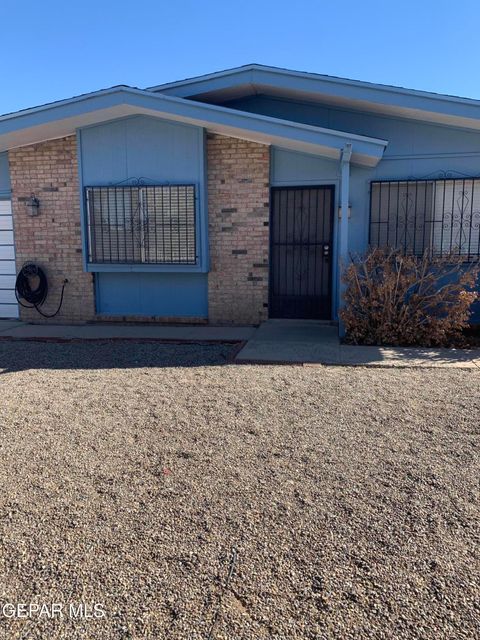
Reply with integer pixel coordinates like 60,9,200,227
340,248,480,347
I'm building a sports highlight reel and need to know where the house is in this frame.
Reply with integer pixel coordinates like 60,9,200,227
0,64,479,326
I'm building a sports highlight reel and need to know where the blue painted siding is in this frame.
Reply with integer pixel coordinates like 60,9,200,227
223,95,480,157
271,148,340,185
78,115,209,318
271,149,341,320
96,272,208,317
0,152,10,197
78,115,208,273
79,115,204,185
261,96,480,322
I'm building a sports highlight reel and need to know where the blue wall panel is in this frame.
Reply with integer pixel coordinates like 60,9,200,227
265,98,480,322
78,115,208,318
271,148,340,185
80,115,204,185
96,272,208,317
267,102,480,258
78,115,208,275
224,95,480,158
0,152,10,197
271,149,341,320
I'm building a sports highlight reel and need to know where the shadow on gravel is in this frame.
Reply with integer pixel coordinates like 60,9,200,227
0,340,241,374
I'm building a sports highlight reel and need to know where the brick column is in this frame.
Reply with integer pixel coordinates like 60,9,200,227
207,134,270,324
9,136,95,323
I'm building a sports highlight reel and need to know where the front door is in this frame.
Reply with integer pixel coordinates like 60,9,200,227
269,186,334,320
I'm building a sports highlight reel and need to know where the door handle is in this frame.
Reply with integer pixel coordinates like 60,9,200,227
323,243,330,258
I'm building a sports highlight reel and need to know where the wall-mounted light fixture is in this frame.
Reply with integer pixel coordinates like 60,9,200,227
26,194,40,217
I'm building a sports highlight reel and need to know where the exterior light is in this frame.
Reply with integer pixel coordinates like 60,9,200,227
26,194,40,216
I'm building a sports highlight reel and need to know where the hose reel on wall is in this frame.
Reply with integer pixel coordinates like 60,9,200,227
15,263,68,318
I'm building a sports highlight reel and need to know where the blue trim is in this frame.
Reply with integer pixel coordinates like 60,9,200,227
83,179,205,273
151,64,480,122
196,127,208,271
77,116,210,275
270,179,340,322
0,86,387,167
86,262,208,274
269,147,341,320
76,130,89,272
0,86,386,148
200,128,209,271
225,92,480,138
0,152,10,197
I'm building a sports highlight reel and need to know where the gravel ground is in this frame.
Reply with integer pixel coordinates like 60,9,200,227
0,341,478,640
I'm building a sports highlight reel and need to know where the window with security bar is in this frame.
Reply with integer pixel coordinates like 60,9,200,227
85,185,197,264
370,178,480,259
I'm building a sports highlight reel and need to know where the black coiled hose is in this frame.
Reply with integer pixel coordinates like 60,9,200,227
15,263,67,318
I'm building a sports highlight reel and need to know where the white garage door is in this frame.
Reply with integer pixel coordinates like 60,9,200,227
0,199,18,318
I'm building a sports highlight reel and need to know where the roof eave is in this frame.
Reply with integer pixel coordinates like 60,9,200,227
0,88,387,167
150,64,480,130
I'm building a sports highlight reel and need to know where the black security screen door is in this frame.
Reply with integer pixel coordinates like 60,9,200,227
269,186,334,320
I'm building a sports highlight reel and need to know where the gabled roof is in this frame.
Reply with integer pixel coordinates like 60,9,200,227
0,85,387,166
149,64,480,131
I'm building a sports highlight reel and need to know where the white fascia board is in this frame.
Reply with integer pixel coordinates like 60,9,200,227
149,67,256,95
0,88,387,166
250,68,480,126
151,64,480,129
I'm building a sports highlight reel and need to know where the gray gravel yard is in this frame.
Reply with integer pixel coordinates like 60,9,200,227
0,341,478,640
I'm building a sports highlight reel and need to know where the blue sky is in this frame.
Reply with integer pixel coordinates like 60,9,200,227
1,0,480,114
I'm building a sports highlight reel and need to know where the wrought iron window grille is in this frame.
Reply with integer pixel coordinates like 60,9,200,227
369,177,480,260
85,184,197,265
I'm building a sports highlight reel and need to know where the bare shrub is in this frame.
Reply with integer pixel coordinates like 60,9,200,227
340,248,480,347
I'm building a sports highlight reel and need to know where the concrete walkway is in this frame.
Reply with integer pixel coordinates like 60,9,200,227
235,320,480,368
1,319,479,368
0,320,255,342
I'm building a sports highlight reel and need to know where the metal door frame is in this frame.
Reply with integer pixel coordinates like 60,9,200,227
268,185,335,320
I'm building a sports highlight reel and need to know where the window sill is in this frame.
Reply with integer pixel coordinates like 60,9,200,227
86,262,208,274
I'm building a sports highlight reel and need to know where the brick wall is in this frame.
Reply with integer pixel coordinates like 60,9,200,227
8,132,271,326
207,134,270,324
9,136,95,323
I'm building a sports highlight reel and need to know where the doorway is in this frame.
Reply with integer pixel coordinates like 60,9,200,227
269,186,334,320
